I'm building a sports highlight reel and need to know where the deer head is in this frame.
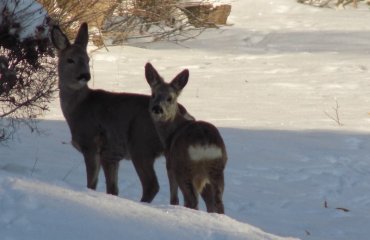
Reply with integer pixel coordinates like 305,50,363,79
145,62,189,122
51,23,91,91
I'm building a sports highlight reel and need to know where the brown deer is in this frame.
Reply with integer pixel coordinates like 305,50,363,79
51,23,193,202
145,62,227,213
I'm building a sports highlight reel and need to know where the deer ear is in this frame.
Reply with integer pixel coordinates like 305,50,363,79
171,69,189,93
51,25,70,51
74,22,89,48
145,62,162,88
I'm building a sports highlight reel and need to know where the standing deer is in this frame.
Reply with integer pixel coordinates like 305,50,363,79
145,62,227,213
51,23,193,202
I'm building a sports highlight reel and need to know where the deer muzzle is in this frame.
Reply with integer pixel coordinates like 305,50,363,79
152,105,164,115
77,73,91,82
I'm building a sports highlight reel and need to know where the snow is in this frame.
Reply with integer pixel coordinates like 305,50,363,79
2,0,370,239
0,174,288,240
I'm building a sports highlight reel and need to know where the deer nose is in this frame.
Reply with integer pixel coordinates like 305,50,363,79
77,73,91,82
152,105,163,115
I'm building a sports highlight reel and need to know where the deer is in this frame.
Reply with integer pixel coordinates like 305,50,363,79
50,23,193,202
144,62,227,214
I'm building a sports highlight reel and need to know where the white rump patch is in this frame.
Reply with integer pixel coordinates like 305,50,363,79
188,145,223,162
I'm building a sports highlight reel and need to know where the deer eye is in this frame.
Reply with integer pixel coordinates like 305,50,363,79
67,58,75,64
167,96,172,102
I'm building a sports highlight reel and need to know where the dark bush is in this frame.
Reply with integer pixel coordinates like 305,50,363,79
0,0,57,143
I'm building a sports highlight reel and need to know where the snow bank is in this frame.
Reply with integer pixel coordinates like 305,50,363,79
0,173,297,240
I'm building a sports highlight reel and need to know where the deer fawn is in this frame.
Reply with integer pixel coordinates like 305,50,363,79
51,23,193,202
145,63,227,213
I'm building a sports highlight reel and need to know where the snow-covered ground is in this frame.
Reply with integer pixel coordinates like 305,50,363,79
2,0,370,239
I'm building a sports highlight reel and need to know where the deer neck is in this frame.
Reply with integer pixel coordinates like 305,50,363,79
59,81,90,116
155,108,191,149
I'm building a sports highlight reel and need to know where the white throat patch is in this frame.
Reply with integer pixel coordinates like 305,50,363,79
188,144,222,162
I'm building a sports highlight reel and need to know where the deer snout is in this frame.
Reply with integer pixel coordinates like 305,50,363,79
77,73,91,82
152,105,164,115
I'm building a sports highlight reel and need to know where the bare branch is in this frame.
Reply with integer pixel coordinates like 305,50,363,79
324,99,343,126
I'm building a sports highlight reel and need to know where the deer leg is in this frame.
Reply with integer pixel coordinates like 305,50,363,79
210,172,225,214
166,157,179,205
201,184,215,213
178,180,198,210
167,169,179,205
83,152,101,190
214,185,224,214
101,160,119,196
132,158,159,203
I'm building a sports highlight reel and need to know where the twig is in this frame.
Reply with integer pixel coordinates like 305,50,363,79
324,199,328,208
324,99,343,126
94,19,110,52
31,149,39,177
336,207,350,212
323,199,350,212
62,161,81,181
